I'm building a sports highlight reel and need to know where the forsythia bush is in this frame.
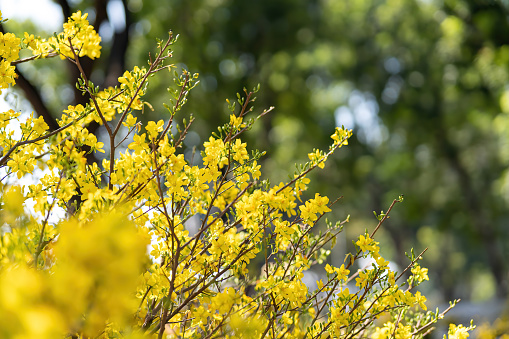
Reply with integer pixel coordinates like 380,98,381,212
0,10,474,339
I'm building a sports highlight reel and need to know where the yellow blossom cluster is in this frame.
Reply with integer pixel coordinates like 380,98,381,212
25,11,101,60
0,10,474,339
0,27,20,94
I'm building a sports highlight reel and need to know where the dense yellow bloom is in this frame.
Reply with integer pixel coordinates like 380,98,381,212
0,267,65,338
60,11,102,59
83,132,105,153
229,313,267,338
210,287,237,314
0,10,470,339
146,119,165,139
331,126,352,146
23,32,37,49
356,234,379,253
128,133,148,153
308,148,325,168
203,136,228,169
0,109,20,129
411,264,429,283
274,219,296,250
231,138,249,164
23,11,101,61
299,193,331,224
445,324,471,339
395,324,412,339
229,114,244,129
123,113,138,128
414,290,427,310
1,185,25,225
7,151,36,179
52,213,149,335
372,322,394,339
356,268,373,289
325,263,350,282
0,32,21,62
31,116,49,136
275,279,308,308
0,60,17,93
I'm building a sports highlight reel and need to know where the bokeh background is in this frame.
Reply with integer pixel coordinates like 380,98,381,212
2,0,508,329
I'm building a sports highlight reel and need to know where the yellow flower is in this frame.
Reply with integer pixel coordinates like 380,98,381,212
229,114,244,129
128,133,147,153
336,264,350,281
445,324,471,339
308,149,325,168
282,311,293,325
83,133,105,153
146,119,165,139
60,11,102,60
23,32,37,49
395,324,412,339
414,291,427,310
331,126,352,146
203,136,228,168
325,264,350,282
122,113,137,128
355,269,371,289
299,193,331,224
411,264,429,283
52,213,149,334
210,287,237,315
0,60,17,93
32,116,49,136
0,32,21,62
232,138,249,164
356,234,378,253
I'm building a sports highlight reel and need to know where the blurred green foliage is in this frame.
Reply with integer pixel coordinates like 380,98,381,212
2,0,508,302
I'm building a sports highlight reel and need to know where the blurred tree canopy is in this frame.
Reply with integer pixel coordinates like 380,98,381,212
2,0,508,303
